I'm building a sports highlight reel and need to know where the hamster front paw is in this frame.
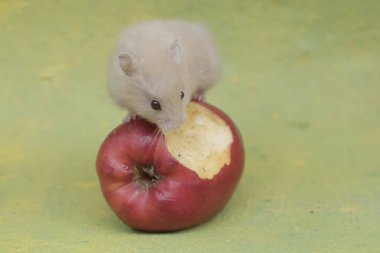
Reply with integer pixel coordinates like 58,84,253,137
123,112,137,123
192,93,207,102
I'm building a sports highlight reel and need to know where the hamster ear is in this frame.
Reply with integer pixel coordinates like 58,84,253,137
169,39,181,63
118,53,137,76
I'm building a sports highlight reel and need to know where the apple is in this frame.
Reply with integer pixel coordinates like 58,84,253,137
96,101,244,232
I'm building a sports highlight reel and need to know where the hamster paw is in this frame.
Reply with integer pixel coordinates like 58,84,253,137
192,94,207,102
123,112,137,123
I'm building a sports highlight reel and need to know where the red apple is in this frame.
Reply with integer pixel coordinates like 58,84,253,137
96,101,244,232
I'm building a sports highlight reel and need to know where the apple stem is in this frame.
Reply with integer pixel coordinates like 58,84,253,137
133,164,160,188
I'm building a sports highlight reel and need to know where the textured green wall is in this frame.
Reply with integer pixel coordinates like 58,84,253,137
1,1,379,252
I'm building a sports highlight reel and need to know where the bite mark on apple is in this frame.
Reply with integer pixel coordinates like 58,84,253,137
165,102,233,179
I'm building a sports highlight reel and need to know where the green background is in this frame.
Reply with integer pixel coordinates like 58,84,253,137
1,1,379,252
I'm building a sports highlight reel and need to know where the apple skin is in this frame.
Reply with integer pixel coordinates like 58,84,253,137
96,101,244,232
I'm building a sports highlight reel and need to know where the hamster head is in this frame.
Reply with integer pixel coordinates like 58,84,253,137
114,40,191,132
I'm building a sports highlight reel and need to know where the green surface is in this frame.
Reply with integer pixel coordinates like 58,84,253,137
1,1,380,252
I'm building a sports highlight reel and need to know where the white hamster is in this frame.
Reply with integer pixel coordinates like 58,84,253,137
107,19,221,132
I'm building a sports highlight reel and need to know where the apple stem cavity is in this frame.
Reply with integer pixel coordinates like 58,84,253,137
132,164,160,188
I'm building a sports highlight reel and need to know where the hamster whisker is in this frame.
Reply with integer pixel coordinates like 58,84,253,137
155,130,163,160
145,127,162,162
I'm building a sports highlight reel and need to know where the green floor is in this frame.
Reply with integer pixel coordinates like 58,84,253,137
1,1,380,252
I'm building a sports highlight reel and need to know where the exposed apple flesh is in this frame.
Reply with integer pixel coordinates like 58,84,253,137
165,103,233,179
96,101,244,232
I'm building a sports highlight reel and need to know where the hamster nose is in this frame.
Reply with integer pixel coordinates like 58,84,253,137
169,120,183,130
159,123,172,133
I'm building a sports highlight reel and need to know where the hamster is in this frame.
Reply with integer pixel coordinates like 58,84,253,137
107,19,221,132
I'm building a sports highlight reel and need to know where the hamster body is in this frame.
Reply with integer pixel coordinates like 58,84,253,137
107,19,221,132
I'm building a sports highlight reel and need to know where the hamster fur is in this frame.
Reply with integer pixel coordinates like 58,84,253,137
107,19,221,132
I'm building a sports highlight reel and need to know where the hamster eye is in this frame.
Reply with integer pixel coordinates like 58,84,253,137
151,100,161,111
181,91,184,100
